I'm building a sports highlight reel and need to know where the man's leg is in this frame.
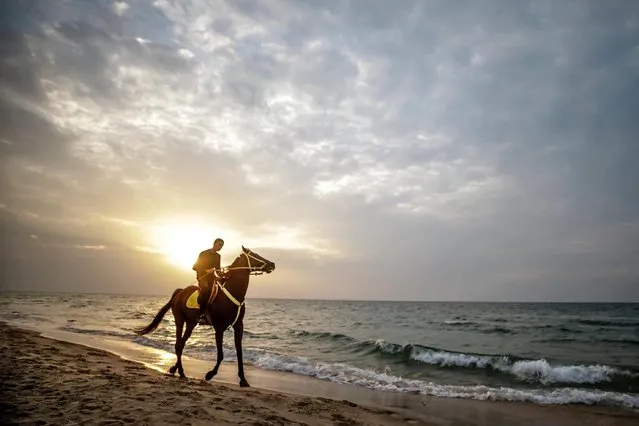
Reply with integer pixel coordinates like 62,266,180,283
197,278,213,325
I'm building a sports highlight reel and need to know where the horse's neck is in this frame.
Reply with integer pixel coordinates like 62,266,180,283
225,271,250,302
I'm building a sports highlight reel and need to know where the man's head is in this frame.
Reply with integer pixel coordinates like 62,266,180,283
213,238,224,251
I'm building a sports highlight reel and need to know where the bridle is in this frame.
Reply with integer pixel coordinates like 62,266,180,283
220,250,271,276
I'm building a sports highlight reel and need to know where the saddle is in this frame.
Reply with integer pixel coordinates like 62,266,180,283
186,282,219,310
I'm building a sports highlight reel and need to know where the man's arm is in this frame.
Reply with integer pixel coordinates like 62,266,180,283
192,250,207,273
205,253,222,276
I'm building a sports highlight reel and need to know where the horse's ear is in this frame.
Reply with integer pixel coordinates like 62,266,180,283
242,245,245,250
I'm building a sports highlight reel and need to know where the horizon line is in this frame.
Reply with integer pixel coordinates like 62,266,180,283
1,290,638,304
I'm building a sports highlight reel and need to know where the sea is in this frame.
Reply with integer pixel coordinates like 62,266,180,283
1,292,638,410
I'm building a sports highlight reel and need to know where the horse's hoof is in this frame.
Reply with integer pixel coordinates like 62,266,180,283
179,374,187,379
168,366,177,376
204,371,215,381
239,379,250,388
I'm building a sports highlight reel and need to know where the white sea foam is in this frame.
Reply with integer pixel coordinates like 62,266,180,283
374,339,404,354
238,350,639,409
409,346,510,369
371,339,637,385
508,360,622,385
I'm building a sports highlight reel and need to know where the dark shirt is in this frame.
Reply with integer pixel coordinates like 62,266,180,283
192,249,221,280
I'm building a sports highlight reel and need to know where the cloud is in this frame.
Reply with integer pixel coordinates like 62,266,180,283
0,0,638,300
111,2,130,17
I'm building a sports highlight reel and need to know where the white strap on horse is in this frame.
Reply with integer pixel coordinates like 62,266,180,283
215,251,267,330
217,284,244,330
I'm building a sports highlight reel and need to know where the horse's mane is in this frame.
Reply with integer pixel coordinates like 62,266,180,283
228,255,242,268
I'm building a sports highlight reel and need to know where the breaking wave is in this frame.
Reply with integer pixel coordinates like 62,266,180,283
288,331,639,389
241,350,639,409
373,339,638,387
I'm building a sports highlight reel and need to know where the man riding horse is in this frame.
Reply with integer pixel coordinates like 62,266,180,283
192,238,225,324
135,245,276,385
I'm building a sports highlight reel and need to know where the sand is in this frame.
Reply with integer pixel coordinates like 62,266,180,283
1,322,637,426
0,323,423,425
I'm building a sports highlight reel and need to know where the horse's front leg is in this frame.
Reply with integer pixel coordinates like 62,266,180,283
234,321,249,387
205,326,224,381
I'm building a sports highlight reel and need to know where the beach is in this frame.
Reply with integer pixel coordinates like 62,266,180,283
1,322,638,426
0,323,420,425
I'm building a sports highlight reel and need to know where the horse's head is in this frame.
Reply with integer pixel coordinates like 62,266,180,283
241,246,275,274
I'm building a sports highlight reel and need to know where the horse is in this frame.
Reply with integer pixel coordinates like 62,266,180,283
134,246,275,387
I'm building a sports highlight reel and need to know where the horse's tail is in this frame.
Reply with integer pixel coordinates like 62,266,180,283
134,288,181,336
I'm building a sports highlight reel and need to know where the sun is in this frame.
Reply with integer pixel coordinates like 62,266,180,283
150,219,219,270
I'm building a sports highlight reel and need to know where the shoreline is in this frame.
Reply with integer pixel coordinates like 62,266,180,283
2,322,638,425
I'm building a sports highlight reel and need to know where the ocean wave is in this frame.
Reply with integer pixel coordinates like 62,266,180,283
62,325,131,339
443,320,476,326
573,319,639,328
533,337,578,344
0,311,55,325
289,330,359,344
133,336,176,352
558,326,583,333
243,330,280,340
509,360,625,385
537,337,639,346
242,350,639,409
599,338,639,346
371,339,638,388
443,320,595,335
515,324,584,334
286,330,639,388
441,320,515,334
113,311,149,321
485,326,514,334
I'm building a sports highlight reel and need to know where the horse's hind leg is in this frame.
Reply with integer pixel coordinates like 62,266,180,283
175,321,196,378
205,326,224,381
168,314,184,376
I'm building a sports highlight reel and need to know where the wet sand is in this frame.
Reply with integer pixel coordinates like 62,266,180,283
1,322,637,425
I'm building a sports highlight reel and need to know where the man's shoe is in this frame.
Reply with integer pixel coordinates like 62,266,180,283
198,314,210,326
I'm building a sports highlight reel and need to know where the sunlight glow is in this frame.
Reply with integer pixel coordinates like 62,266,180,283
149,218,221,270
148,217,336,270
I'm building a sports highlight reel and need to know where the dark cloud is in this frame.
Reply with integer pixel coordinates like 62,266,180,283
0,31,45,101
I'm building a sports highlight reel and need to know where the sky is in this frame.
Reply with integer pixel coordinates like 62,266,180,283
1,0,638,301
